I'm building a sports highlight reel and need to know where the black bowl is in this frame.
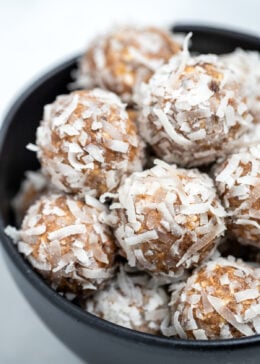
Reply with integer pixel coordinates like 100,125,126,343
1,25,260,364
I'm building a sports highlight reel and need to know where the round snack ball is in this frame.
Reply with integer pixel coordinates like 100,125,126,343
213,146,260,247
76,26,181,103
12,170,53,225
11,193,117,296
221,49,260,124
110,159,226,279
162,256,260,340
136,47,253,167
86,266,169,334
36,89,144,197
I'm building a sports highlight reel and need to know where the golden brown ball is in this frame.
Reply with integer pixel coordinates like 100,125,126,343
36,89,144,197
9,193,117,297
162,257,260,339
77,26,181,103
110,160,226,279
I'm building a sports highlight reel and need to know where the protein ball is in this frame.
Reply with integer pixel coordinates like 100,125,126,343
36,89,143,197
7,193,117,296
76,26,181,103
136,45,253,167
162,257,260,340
222,48,260,124
213,146,260,247
86,266,169,334
110,159,226,279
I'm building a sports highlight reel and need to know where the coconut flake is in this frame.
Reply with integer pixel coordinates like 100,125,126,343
234,289,259,303
26,143,39,152
24,225,46,236
154,108,192,146
5,225,20,243
207,295,254,336
52,94,79,126
173,311,187,339
85,144,104,163
85,194,105,211
193,329,208,340
107,140,129,153
79,267,112,279
48,224,87,241
125,230,158,246
18,241,33,256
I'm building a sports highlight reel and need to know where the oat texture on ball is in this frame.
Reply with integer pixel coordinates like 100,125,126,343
109,159,226,279
136,40,253,167
6,193,117,297
162,257,260,340
36,89,143,197
76,26,181,103
86,266,169,334
213,146,260,247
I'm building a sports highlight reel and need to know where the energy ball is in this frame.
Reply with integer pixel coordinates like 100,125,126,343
6,193,117,296
36,89,143,197
110,159,226,279
162,257,260,339
222,49,260,124
76,26,181,103
86,266,169,334
213,146,260,247
12,170,52,225
136,49,253,167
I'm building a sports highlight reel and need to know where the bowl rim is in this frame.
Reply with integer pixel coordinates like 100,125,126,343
172,22,260,44
1,24,260,351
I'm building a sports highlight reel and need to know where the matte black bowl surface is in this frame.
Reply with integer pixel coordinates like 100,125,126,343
1,25,260,364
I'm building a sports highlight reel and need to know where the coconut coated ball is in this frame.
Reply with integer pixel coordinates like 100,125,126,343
77,26,181,103
86,266,169,334
8,193,117,296
162,257,260,339
36,89,144,197
110,159,226,279
213,146,260,247
136,50,253,167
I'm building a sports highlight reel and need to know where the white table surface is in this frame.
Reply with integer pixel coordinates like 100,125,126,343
1,0,260,363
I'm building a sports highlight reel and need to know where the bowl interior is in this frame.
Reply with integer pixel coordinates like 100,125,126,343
1,25,260,350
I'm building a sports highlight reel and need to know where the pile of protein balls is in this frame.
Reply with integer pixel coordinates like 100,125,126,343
6,26,260,340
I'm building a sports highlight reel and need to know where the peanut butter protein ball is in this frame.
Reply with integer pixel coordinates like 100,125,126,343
36,89,144,197
6,193,117,296
163,257,260,339
86,266,169,334
110,160,226,279
136,45,253,167
76,26,181,103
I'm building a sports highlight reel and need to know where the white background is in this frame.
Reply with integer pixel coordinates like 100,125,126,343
0,0,260,363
